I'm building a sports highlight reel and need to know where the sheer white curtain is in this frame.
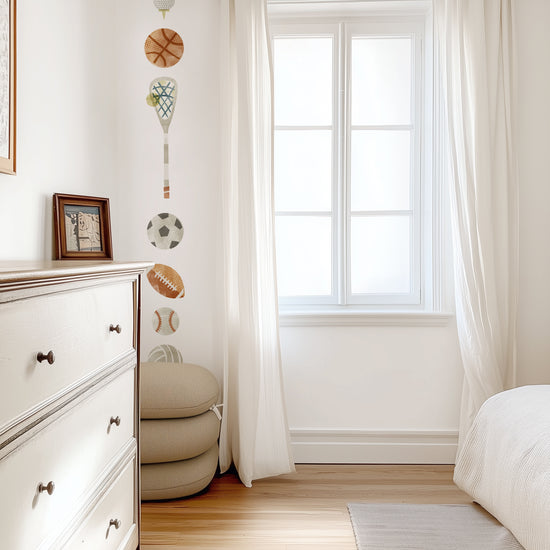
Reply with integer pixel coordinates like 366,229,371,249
435,0,518,447
218,0,295,487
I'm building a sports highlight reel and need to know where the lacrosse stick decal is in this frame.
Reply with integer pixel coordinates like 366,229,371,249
147,77,178,199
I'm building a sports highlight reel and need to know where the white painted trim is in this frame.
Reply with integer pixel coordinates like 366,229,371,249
279,310,453,326
290,428,458,463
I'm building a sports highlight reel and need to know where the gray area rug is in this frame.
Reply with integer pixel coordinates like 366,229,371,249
347,503,524,550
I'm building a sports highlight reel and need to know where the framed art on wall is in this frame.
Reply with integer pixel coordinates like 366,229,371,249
0,0,15,175
53,193,113,260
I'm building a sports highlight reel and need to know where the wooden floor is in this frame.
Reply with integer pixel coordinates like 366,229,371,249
140,464,471,549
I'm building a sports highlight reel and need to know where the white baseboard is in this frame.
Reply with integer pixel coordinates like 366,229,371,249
290,429,458,464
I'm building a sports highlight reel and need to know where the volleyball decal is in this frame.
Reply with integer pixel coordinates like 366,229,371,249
153,0,175,19
152,307,180,335
147,212,184,249
147,77,177,199
148,344,183,363
144,28,183,68
147,263,185,299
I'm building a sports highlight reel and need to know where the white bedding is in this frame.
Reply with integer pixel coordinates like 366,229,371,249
454,385,550,550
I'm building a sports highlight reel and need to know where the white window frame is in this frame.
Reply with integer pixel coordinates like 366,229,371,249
269,1,450,324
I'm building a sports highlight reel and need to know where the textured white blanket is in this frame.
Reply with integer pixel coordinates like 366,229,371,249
454,385,550,550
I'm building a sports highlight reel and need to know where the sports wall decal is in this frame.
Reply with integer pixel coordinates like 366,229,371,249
147,212,184,249
152,307,180,335
147,263,185,299
147,77,177,199
144,28,184,68
153,0,175,19
148,344,184,363
144,4,186,368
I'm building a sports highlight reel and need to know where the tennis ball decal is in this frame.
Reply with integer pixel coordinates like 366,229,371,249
144,28,184,68
147,344,183,363
147,213,184,249
152,307,180,335
147,263,185,299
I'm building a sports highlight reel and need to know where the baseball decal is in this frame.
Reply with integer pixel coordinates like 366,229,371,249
144,28,184,68
152,307,180,335
148,344,183,363
147,212,184,249
147,263,185,299
153,0,175,19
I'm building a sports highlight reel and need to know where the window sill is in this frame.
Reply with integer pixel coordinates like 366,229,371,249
278,309,454,327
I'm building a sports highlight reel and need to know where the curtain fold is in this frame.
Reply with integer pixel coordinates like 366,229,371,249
435,0,518,448
218,0,295,487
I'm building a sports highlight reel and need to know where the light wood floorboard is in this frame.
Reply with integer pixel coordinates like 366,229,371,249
140,464,472,549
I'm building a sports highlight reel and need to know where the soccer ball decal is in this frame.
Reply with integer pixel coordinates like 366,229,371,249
147,212,183,249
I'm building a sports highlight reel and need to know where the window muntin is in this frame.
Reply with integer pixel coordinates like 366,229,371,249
272,16,429,310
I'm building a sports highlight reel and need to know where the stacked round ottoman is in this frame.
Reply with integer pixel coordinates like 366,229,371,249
140,362,221,500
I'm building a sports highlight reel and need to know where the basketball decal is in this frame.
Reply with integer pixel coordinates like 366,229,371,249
148,344,183,363
147,212,184,249
144,28,183,68
147,263,185,299
152,307,180,335
153,0,175,19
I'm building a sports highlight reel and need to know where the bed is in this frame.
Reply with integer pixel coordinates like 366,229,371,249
454,385,550,550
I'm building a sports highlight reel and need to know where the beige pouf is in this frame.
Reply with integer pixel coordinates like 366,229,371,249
140,362,221,500
141,410,220,463
141,361,219,419
141,444,219,501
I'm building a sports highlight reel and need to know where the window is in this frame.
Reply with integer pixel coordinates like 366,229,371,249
270,3,438,315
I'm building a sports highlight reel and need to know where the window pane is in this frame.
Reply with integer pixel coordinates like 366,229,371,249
351,130,411,211
351,216,410,294
275,216,332,296
274,37,333,126
352,37,411,125
275,130,332,212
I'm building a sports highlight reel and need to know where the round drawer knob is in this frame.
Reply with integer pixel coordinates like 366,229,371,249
37,351,55,365
38,481,55,495
109,324,122,334
109,416,121,427
109,519,121,530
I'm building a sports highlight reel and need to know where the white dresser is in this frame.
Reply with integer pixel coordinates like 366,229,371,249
0,261,151,550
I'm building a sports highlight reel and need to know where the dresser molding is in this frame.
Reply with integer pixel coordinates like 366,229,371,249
0,355,136,461
51,442,138,550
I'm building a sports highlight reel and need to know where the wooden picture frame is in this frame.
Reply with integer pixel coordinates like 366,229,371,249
53,193,113,260
0,0,16,175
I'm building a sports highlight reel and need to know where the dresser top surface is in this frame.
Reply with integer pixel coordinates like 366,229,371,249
0,260,153,284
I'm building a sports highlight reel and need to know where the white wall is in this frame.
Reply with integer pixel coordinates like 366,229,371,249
2,0,549,465
0,0,117,259
112,0,222,381
516,0,550,386
281,320,463,462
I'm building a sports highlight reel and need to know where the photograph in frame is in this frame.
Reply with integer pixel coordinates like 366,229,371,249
0,0,15,174
53,193,113,260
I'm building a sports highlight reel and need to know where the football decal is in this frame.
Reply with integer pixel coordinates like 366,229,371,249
147,264,185,299
144,28,184,68
152,307,180,335
147,344,183,363
147,212,183,249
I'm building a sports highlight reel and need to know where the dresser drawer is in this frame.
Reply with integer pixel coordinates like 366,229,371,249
66,458,137,550
0,280,134,430
0,368,135,550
